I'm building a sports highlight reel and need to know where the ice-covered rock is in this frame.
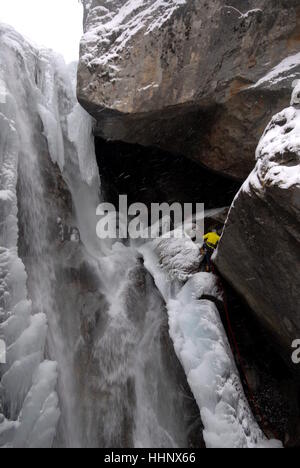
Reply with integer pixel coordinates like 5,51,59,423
168,275,281,448
0,22,103,448
153,236,202,282
215,84,300,361
140,237,282,448
78,0,300,179
0,24,61,448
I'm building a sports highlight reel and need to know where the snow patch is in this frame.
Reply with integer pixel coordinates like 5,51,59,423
81,0,186,68
242,104,300,194
250,53,300,89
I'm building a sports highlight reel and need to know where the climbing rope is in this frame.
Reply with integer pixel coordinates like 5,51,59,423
210,262,281,443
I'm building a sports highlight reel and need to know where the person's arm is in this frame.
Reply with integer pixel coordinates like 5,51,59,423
203,234,209,240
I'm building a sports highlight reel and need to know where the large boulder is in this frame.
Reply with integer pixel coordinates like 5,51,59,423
78,0,300,179
215,84,300,360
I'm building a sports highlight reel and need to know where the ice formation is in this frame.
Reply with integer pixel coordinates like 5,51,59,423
140,237,282,448
0,23,198,449
0,23,99,448
0,25,61,447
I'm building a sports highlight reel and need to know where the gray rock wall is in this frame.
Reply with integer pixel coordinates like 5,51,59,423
78,0,300,179
215,89,300,361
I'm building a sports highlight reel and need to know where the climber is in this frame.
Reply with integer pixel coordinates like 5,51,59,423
201,229,220,272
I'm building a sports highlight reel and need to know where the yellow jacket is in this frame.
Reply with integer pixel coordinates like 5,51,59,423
203,232,220,248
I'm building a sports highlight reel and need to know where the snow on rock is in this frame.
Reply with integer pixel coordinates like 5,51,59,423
215,85,300,358
153,236,202,282
78,0,300,180
80,0,186,68
291,79,300,107
250,53,300,90
140,237,282,448
241,86,300,194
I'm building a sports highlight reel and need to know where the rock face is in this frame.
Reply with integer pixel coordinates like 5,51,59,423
78,0,300,179
215,85,300,362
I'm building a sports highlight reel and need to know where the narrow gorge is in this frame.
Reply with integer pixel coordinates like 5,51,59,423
0,0,299,449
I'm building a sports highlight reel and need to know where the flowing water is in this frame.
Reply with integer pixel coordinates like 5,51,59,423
0,24,201,448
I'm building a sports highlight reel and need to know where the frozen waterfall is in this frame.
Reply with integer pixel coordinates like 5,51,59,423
0,23,281,449
139,236,282,448
0,24,199,448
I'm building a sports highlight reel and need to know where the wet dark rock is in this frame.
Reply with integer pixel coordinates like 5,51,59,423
96,137,241,209
217,280,300,448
